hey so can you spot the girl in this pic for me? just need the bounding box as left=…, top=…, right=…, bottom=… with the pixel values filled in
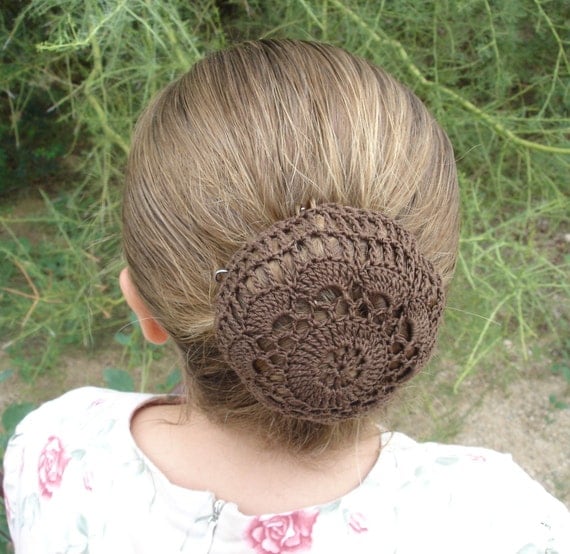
left=4, top=39, right=569, bottom=553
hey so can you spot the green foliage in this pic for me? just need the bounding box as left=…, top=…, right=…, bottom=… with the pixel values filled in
left=156, top=368, right=182, bottom=394
left=0, top=400, right=36, bottom=548
left=0, top=1, right=568, bottom=394
left=552, top=363, right=570, bottom=384
left=0, top=94, right=70, bottom=195
left=0, top=399, right=35, bottom=549
left=0, top=0, right=226, bottom=377
left=0, top=516, right=10, bottom=553
left=111, top=317, right=167, bottom=391
left=549, top=394, right=570, bottom=410
left=103, top=368, right=135, bottom=392
left=1, top=402, right=35, bottom=439
left=0, top=190, right=120, bottom=380
left=0, top=370, right=14, bottom=384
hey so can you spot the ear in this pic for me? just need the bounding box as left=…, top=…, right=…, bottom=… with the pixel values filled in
left=119, top=268, right=169, bottom=345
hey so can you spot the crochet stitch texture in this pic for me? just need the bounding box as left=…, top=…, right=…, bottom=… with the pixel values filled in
left=214, top=204, right=444, bottom=422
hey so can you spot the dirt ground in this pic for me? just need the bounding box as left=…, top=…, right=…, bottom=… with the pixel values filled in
left=1, top=340, right=569, bottom=509
left=454, top=377, right=570, bottom=507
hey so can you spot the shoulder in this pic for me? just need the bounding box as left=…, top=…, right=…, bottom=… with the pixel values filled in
left=348, top=433, right=570, bottom=552
left=4, top=387, right=151, bottom=459
left=2, top=387, right=159, bottom=550
left=4, top=386, right=157, bottom=475
left=3, top=385, right=153, bottom=464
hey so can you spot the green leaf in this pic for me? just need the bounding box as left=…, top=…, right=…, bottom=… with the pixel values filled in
left=165, top=368, right=182, bottom=390
left=103, top=368, right=134, bottom=392
left=548, top=394, right=569, bottom=410
left=435, top=456, right=459, bottom=466
left=157, top=367, right=182, bottom=393
left=551, top=363, right=570, bottom=383
left=71, top=449, right=87, bottom=460
left=1, top=402, right=35, bottom=434
left=0, top=369, right=14, bottom=383
left=113, top=332, right=131, bottom=346
left=76, top=514, right=88, bottom=536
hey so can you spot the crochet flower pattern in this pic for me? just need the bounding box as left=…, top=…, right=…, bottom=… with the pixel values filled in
left=37, top=435, right=70, bottom=499
left=245, top=510, right=319, bottom=554
left=216, top=204, right=444, bottom=422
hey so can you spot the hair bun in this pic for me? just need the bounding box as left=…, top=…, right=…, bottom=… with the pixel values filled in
left=214, top=204, right=444, bottom=423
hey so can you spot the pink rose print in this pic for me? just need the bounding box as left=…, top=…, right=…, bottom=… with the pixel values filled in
left=89, top=398, right=106, bottom=408
left=83, top=471, right=93, bottom=492
left=467, top=454, right=487, bottom=463
left=38, top=436, right=70, bottom=499
left=347, top=511, right=368, bottom=534
left=246, top=510, right=319, bottom=554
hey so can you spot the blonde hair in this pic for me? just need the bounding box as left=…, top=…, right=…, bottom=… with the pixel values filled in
left=123, top=40, right=459, bottom=454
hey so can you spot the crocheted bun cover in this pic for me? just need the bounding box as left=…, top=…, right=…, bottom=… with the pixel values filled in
left=214, top=204, right=444, bottom=423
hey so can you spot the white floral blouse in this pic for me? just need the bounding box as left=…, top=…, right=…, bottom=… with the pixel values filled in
left=3, top=387, right=570, bottom=553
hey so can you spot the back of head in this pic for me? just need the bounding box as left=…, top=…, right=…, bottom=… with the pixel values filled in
left=123, top=39, right=459, bottom=453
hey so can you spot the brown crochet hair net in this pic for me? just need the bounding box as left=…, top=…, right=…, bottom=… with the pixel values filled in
left=214, top=204, right=444, bottom=423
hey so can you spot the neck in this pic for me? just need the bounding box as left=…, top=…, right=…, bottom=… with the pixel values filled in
left=184, top=403, right=381, bottom=466
left=132, top=400, right=383, bottom=514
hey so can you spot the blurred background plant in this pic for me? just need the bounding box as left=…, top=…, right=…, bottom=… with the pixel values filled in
left=0, top=0, right=569, bottom=547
